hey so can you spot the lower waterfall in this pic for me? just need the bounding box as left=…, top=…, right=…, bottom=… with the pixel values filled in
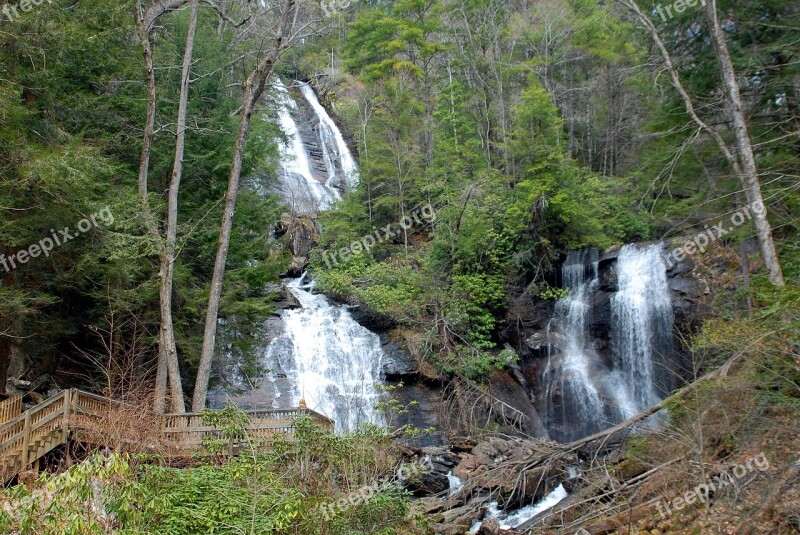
left=273, top=276, right=385, bottom=433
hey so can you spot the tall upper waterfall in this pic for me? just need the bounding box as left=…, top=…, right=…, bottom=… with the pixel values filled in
left=541, top=244, right=673, bottom=442
left=297, top=82, right=360, bottom=189
left=270, top=80, right=359, bottom=213
left=273, top=79, right=340, bottom=212
left=212, top=79, right=383, bottom=433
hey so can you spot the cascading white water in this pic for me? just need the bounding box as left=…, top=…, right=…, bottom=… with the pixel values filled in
left=543, top=254, right=606, bottom=430
left=543, top=244, right=673, bottom=442
left=447, top=471, right=463, bottom=496
left=213, top=80, right=380, bottom=433
left=267, top=276, right=384, bottom=433
left=611, top=243, right=674, bottom=408
left=468, top=484, right=569, bottom=533
left=297, top=82, right=360, bottom=189
left=273, top=79, right=340, bottom=212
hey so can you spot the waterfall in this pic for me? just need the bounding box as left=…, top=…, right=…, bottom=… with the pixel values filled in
left=272, top=79, right=340, bottom=212
left=611, top=243, right=674, bottom=407
left=266, top=276, right=384, bottom=433
left=542, top=244, right=673, bottom=442
left=543, top=250, right=632, bottom=442
left=468, top=484, right=569, bottom=533
left=297, top=82, right=360, bottom=189
left=447, top=471, right=464, bottom=496
left=213, top=79, right=381, bottom=433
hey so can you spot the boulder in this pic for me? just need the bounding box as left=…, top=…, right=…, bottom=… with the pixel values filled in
left=380, top=335, right=417, bottom=377
left=477, top=518, right=501, bottom=534
left=405, top=470, right=450, bottom=497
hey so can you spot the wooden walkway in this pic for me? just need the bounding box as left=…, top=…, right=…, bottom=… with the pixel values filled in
left=0, top=389, right=334, bottom=483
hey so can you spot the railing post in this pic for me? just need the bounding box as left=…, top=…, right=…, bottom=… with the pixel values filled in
left=63, top=390, right=72, bottom=440
left=20, top=410, right=31, bottom=468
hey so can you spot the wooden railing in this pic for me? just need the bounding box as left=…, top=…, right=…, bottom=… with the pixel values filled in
left=0, top=395, right=22, bottom=425
left=162, top=407, right=335, bottom=451
left=0, top=389, right=335, bottom=483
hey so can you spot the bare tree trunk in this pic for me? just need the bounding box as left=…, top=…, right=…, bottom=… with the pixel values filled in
left=192, top=0, right=297, bottom=412
left=135, top=0, right=185, bottom=414
left=702, top=0, right=784, bottom=287
left=156, top=0, right=199, bottom=414
left=154, top=330, right=168, bottom=412
left=622, top=0, right=785, bottom=287
left=0, top=336, right=10, bottom=396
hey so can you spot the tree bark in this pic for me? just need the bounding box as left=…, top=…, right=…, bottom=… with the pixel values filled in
left=157, top=0, right=199, bottom=414
left=135, top=0, right=185, bottom=414
left=0, top=336, right=10, bottom=396
left=702, top=0, right=784, bottom=287
left=192, top=0, right=297, bottom=411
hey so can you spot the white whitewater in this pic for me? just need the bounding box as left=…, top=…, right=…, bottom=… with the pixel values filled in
left=468, top=484, right=568, bottom=533
left=611, top=243, right=673, bottom=409
left=298, top=82, right=360, bottom=189
left=447, top=471, right=463, bottom=496
left=545, top=254, right=606, bottom=425
left=273, top=79, right=340, bottom=212
left=543, top=250, right=637, bottom=441
left=272, top=276, right=384, bottom=433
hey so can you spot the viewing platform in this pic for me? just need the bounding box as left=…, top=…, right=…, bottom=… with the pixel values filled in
left=0, top=389, right=334, bottom=483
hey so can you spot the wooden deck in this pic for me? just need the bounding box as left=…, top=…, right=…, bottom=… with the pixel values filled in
left=0, top=389, right=334, bottom=483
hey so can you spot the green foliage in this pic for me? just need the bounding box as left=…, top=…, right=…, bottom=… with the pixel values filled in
left=199, top=404, right=251, bottom=454
left=439, top=346, right=520, bottom=381
left=538, top=285, right=570, bottom=301
left=0, top=0, right=288, bottom=388
left=0, top=422, right=417, bottom=535
left=0, top=453, right=139, bottom=534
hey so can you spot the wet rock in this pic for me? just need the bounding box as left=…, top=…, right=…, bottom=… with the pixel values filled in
left=387, top=382, right=444, bottom=447
left=450, top=436, right=478, bottom=453
left=477, top=518, right=501, bottom=534
left=380, top=336, right=417, bottom=377
left=487, top=371, right=548, bottom=438
left=524, top=330, right=547, bottom=351
left=266, top=283, right=301, bottom=310
left=281, top=213, right=318, bottom=263
left=406, top=470, right=450, bottom=497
